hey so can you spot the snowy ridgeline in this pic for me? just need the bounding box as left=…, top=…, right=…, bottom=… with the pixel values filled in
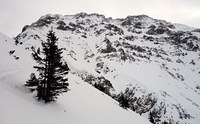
left=1, top=12, right=200, bottom=124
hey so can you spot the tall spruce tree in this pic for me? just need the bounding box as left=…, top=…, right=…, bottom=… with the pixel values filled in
left=25, top=29, right=69, bottom=103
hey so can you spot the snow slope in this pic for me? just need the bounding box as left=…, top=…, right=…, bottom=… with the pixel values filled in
left=0, top=33, right=150, bottom=124
left=14, top=13, right=200, bottom=124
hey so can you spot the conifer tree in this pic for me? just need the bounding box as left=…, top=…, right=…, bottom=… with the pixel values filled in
left=25, top=73, right=39, bottom=92
left=25, top=29, right=69, bottom=103
left=148, top=108, right=161, bottom=124
left=117, top=87, right=136, bottom=109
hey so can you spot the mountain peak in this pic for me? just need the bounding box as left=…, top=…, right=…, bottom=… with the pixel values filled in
left=11, top=12, right=200, bottom=124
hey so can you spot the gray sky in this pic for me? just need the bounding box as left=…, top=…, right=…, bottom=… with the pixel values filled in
left=1, top=0, right=200, bottom=37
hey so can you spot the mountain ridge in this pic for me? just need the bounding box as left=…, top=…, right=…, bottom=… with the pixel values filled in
left=3, top=12, right=200, bottom=123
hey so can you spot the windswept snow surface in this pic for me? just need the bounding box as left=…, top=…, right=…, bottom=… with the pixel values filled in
left=0, top=33, right=150, bottom=124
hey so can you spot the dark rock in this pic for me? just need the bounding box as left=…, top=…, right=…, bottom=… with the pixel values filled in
left=22, top=25, right=30, bottom=32
left=192, top=29, right=200, bottom=33
left=99, top=38, right=116, bottom=53
left=105, top=24, right=124, bottom=35
left=32, top=14, right=59, bottom=27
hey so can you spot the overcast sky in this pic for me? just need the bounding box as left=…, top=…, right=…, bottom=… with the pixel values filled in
left=1, top=0, right=200, bottom=37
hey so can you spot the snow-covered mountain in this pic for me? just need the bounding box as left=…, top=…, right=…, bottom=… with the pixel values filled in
left=0, top=32, right=150, bottom=124
left=1, top=12, right=200, bottom=123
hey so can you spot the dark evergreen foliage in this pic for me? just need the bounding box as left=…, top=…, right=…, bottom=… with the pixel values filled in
left=25, top=29, right=69, bottom=103
left=116, top=87, right=136, bottom=109
left=149, top=110, right=156, bottom=124
left=148, top=108, right=162, bottom=124
left=94, top=82, right=111, bottom=96
left=93, top=76, right=113, bottom=96
left=118, top=92, right=129, bottom=108
left=25, top=73, right=39, bottom=92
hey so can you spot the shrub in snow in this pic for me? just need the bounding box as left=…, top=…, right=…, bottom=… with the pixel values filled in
left=115, top=87, right=136, bottom=109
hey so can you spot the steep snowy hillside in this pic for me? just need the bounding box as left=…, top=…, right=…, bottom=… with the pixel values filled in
left=0, top=33, right=151, bottom=124
left=13, top=13, right=200, bottom=124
